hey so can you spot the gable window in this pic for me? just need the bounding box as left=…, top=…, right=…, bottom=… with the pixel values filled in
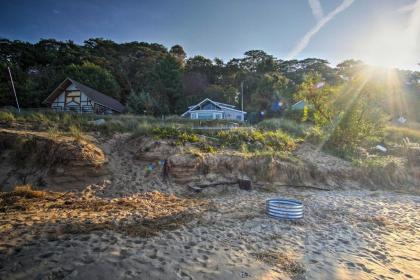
left=202, top=102, right=219, bottom=110
left=65, top=91, right=81, bottom=104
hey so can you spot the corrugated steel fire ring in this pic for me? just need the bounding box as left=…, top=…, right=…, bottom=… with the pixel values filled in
left=266, top=198, right=303, bottom=220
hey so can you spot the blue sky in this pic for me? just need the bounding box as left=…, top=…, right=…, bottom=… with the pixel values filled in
left=0, top=0, right=418, bottom=70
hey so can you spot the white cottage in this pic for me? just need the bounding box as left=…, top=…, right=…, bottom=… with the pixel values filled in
left=43, top=78, right=124, bottom=114
left=181, top=98, right=246, bottom=121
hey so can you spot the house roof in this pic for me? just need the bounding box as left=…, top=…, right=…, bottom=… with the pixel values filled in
left=213, top=101, right=235, bottom=108
left=43, top=78, right=125, bottom=113
left=292, top=100, right=305, bottom=107
left=182, top=98, right=246, bottom=116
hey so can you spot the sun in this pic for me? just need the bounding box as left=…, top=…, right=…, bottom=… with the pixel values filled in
left=358, top=24, right=418, bottom=69
left=355, top=1, right=420, bottom=70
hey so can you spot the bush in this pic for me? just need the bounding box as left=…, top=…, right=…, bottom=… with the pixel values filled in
left=385, top=126, right=420, bottom=144
left=215, top=128, right=297, bottom=152
left=321, top=95, right=387, bottom=157
left=282, top=109, right=314, bottom=122
left=151, top=126, right=202, bottom=145
left=0, top=111, right=16, bottom=124
left=68, top=125, right=84, bottom=141
left=352, top=156, right=402, bottom=168
left=258, top=118, right=310, bottom=137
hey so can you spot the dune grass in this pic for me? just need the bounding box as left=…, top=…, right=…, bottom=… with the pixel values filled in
left=258, top=118, right=311, bottom=137
left=0, top=110, right=299, bottom=155
left=385, top=125, right=420, bottom=143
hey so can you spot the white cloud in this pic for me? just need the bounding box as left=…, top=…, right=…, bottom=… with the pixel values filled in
left=397, top=2, right=417, bottom=13
left=308, top=0, right=324, bottom=21
left=288, top=0, right=355, bottom=60
left=405, top=1, right=420, bottom=50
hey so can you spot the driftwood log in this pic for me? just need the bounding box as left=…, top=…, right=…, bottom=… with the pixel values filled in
left=189, top=180, right=330, bottom=192
left=269, top=184, right=330, bottom=191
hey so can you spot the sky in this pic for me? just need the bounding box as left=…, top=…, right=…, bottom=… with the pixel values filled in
left=0, top=0, right=419, bottom=70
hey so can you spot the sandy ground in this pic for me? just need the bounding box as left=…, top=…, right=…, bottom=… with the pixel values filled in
left=1, top=134, right=419, bottom=279
left=1, top=185, right=419, bottom=280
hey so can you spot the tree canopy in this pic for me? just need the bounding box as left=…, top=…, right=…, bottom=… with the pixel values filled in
left=0, top=38, right=419, bottom=121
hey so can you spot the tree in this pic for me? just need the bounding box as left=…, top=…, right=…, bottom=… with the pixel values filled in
left=294, top=73, right=337, bottom=126
left=336, top=59, right=365, bottom=80
left=326, top=95, right=386, bottom=155
left=240, top=50, right=275, bottom=73
left=0, top=37, right=418, bottom=127
left=126, top=90, right=157, bottom=115
left=251, top=73, right=292, bottom=112
left=296, top=73, right=387, bottom=155
left=204, top=84, right=239, bottom=105
left=152, top=55, right=183, bottom=114
left=169, top=45, right=186, bottom=65
left=65, top=62, right=122, bottom=100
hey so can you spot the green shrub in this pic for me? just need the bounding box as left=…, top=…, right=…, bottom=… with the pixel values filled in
left=68, top=125, right=84, bottom=141
left=151, top=126, right=201, bottom=145
left=0, top=111, right=16, bottom=124
left=47, top=126, right=62, bottom=140
left=258, top=118, right=310, bottom=137
left=352, top=156, right=402, bottom=168
left=215, top=128, right=297, bottom=152
left=385, top=126, right=420, bottom=144
left=305, top=126, right=325, bottom=144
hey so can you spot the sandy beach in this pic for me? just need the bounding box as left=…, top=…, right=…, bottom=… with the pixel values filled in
left=1, top=185, right=419, bottom=280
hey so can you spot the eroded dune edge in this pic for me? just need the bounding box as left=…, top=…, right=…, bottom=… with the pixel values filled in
left=1, top=130, right=419, bottom=280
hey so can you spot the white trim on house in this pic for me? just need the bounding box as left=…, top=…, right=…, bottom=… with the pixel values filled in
left=182, top=98, right=246, bottom=116
left=182, top=98, right=246, bottom=121
left=182, top=98, right=216, bottom=115
left=217, top=105, right=247, bottom=114
left=190, top=110, right=224, bottom=120
left=213, top=101, right=236, bottom=108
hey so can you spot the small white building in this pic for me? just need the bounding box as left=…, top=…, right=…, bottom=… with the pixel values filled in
left=43, top=78, right=124, bottom=114
left=291, top=100, right=306, bottom=110
left=181, top=98, right=246, bottom=121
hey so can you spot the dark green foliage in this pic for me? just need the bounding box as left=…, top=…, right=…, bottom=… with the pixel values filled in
left=0, top=38, right=419, bottom=130
left=258, top=118, right=310, bottom=137
left=296, top=73, right=388, bottom=156
left=151, top=55, right=184, bottom=114
left=214, top=129, right=297, bottom=152
left=151, top=126, right=201, bottom=145
left=64, top=62, right=121, bottom=100
left=126, top=90, right=157, bottom=115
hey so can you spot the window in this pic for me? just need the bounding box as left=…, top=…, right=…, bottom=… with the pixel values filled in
left=197, top=112, right=214, bottom=120
left=202, top=102, right=219, bottom=110
left=215, top=113, right=222, bottom=119
left=65, top=91, right=81, bottom=104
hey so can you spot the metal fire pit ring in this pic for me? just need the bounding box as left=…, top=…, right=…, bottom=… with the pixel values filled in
left=266, top=198, right=303, bottom=220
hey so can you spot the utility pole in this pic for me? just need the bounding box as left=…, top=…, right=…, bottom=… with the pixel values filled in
left=7, top=66, right=20, bottom=113
left=240, top=81, right=244, bottom=121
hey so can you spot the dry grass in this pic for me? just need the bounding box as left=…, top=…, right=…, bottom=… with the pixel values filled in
left=0, top=188, right=208, bottom=251
left=2, top=185, right=47, bottom=199
left=253, top=251, right=305, bottom=275
left=385, top=126, right=420, bottom=143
